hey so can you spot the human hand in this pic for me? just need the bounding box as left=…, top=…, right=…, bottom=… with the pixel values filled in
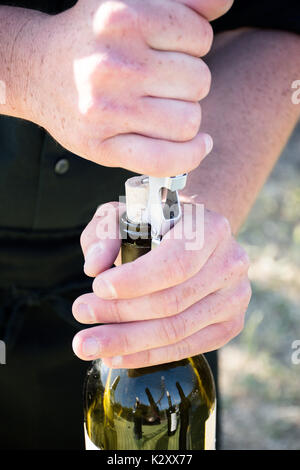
left=72, top=201, right=251, bottom=368
left=28, top=0, right=233, bottom=176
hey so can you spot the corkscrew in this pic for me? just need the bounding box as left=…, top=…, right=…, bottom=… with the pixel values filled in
left=143, top=174, right=188, bottom=249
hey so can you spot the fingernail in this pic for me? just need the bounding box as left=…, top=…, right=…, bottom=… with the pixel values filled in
left=204, top=134, right=213, bottom=156
left=74, top=303, right=95, bottom=323
left=94, top=278, right=117, bottom=299
left=82, top=337, right=100, bottom=357
left=111, top=356, right=123, bottom=368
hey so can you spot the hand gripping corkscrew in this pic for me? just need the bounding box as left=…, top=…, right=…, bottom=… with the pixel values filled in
left=144, top=174, right=188, bottom=249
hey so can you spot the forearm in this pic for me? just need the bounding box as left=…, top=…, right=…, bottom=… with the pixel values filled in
left=0, top=6, right=45, bottom=120
left=181, top=29, right=300, bottom=234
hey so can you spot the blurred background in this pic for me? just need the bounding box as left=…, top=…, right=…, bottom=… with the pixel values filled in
left=219, top=121, right=300, bottom=450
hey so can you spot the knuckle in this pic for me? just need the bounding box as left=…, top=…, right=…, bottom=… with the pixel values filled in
left=161, top=339, right=190, bottom=364
left=235, top=246, right=251, bottom=274
left=107, top=300, right=123, bottom=323
left=98, top=53, right=148, bottom=85
left=194, top=62, right=212, bottom=101
left=75, top=56, right=122, bottom=117
left=170, top=291, right=183, bottom=316
left=223, top=243, right=251, bottom=280
left=180, top=103, right=202, bottom=141
left=174, top=338, right=192, bottom=361
left=199, top=21, right=214, bottom=56
left=161, top=253, right=181, bottom=284
left=167, top=246, right=196, bottom=282
left=90, top=136, right=122, bottom=168
left=118, top=332, right=131, bottom=355
left=158, top=290, right=182, bottom=317
left=79, top=220, right=98, bottom=255
left=230, top=280, right=252, bottom=311
left=95, top=138, right=115, bottom=166
left=215, top=214, right=232, bottom=242
left=231, top=314, right=245, bottom=337
left=202, top=63, right=212, bottom=98
left=240, top=280, right=252, bottom=308
left=95, top=1, right=138, bottom=33
left=221, top=315, right=244, bottom=342
left=160, top=315, right=186, bottom=345
left=91, top=55, right=115, bottom=83
left=142, top=349, right=152, bottom=367
left=85, top=136, right=103, bottom=162
left=80, top=99, right=101, bottom=122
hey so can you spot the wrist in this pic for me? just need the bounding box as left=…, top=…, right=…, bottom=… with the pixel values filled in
left=4, top=8, right=49, bottom=122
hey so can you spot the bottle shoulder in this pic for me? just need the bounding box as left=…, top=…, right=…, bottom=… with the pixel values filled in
left=84, top=356, right=216, bottom=450
left=85, top=355, right=216, bottom=410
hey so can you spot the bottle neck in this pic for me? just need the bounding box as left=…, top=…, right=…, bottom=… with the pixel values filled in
left=120, top=212, right=152, bottom=264
left=119, top=212, right=191, bottom=376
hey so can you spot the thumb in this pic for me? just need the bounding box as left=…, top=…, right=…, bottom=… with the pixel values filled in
left=81, top=201, right=125, bottom=277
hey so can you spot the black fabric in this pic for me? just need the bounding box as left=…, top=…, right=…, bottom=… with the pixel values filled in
left=213, top=0, right=300, bottom=35
left=0, top=116, right=136, bottom=232
left=0, top=277, right=92, bottom=449
left=0, top=0, right=77, bottom=14
left=1, top=0, right=299, bottom=32
left=0, top=230, right=84, bottom=290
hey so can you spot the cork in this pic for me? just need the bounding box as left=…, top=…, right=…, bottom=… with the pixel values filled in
left=125, top=175, right=149, bottom=224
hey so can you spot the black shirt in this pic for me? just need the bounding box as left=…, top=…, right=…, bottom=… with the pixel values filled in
left=0, top=0, right=299, bottom=287
left=213, top=0, right=300, bottom=35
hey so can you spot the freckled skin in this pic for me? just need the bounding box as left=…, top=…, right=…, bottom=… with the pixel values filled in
left=0, top=0, right=230, bottom=176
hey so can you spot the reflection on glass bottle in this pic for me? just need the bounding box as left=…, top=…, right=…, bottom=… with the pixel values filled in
left=145, top=387, right=161, bottom=426
left=166, top=390, right=177, bottom=436
left=84, top=357, right=216, bottom=450
left=133, top=397, right=143, bottom=440
left=102, top=372, right=120, bottom=449
left=176, top=381, right=191, bottom=450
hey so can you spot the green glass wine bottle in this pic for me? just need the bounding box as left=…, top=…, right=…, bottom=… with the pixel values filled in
left=83, top=176, right=216, bottom=450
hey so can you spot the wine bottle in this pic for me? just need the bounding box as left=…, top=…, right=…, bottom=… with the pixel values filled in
left=83, top=176, right=216, bottom=450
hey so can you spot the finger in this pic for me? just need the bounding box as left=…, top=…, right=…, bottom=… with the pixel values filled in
left=126, top=98, right=202, bottom=142
left=92, top=209, right=229, bottom=299
left=73, top=237, right=250, bottom=323
left=80, top=202, right=124, bottom=277
left=143, top=51, right=211, bottom=101
left=96, top=131, right=213, bottom=177
left=174, top=0, right=234, bottom=21
left=103, top=316, right=244, bottom=369
left=72, top=278, right=251, bottom=361
left=138, top=0, right=214, bottom=57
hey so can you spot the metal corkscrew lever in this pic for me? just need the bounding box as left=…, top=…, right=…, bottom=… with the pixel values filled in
left=145, top=174, right=188, bottom=249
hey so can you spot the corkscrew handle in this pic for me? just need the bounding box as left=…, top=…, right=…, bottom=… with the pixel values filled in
left=146, top=174, right=188, bottom=249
